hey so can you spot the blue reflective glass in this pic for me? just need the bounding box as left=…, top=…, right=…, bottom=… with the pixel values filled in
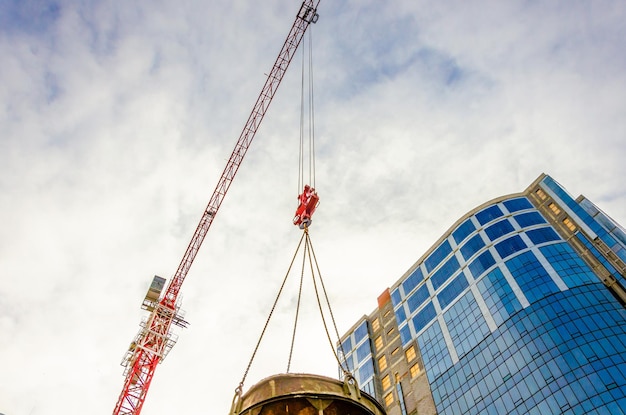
left=539, top=243, right=596, bottom=288
left=358, top=358, right=374, bottom=383
left=506, top=251, right=559, bottom=303
left=391, top=288, right=402, bottom=306
left=514, top=211, right=546, bottom=227
left=361, top=379, right=375, bottom=396
left=612, top=226, right=626, bottom=246
left=407, top=284, right=430, bottom=313
left=354, top=321, right=369, bottom=343
left=503, top=197, right=533, bottom=212
left=469, top=250, right=496, bottom=278
left=485, top=219, right=515, bottom=241
left=453, top=218, right=476, bottom=244
left=418, top=321, right=453, bottom=381
left=356, top=340, right=372, bottom=362
left=542, top=176, right=606, bottom=238
left=526, top=227, right=561, bottom=245
left=431, top=255, right=461, bottom=290
left=430, top=282, right=626, bottom=415
left=460, top=234, right=486, bottom=261
left=495, top=235, right=527, bottom=259
left=341, top=337, right=352, bottom=353
left=575, top=233, right=620, bottom=277
left=444, top=291, right=490, bottom=357
left=343, top=354, right=354, bottom=371
left=438, top=272, right=469, bottom=309
left=477, top=267, right=522, bottom=326
left=476, top=205, right=504, bottom=225
left=400, top=324, right=412, bottom=346
left=412, top=302, right=436, bottom=333
left=395, top=305, right=407, bottom=325
left=402, top=267, right=423, bottom=295
left=425, top=240, right=453, bottom=272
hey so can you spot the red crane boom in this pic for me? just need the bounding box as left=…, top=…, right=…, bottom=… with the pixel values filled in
left=113, top=2, right=320, bottom=414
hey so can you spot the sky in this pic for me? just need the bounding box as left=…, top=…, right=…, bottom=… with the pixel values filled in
left=1, top=0, right=625, bottom=414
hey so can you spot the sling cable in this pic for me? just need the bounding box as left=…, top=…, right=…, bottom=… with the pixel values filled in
left=292, top=25, right=319, bottom=229
left=229, top=229, right=384, bottom=415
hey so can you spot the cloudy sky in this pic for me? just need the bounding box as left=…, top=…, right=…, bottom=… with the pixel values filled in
left=1, top=0, right=625, bottom=414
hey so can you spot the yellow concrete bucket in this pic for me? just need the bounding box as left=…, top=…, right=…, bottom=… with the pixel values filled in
left=231, top=373, right=386, bottom=415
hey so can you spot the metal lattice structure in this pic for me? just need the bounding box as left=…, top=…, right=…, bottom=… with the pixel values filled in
left=113, top=2, right=320, bottom=414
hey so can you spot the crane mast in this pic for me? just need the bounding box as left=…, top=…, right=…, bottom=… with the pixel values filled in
left=113, top=2, right=320, bottom=414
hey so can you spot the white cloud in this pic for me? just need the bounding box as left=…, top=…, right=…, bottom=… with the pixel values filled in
left=0, top=0, right=625, bottom=414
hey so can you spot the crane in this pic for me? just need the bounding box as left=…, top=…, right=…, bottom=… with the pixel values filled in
left=113, top=2, right=321, bottom=414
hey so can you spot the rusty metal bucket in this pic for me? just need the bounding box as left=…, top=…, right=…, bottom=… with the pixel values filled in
left=231, top=373, right=386, bottom=415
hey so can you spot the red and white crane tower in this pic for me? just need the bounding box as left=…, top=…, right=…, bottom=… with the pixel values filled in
left=113, top=2, right=321, bottom=414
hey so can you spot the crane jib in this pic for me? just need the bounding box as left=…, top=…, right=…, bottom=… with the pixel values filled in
left=113, top=1, right=322, bottom=415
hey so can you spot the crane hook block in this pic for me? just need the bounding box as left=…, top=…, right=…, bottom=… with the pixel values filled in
left=293, top=185, right=319, bottom=229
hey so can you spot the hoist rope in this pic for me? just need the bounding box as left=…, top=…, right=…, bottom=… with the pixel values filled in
left=307, top=30, right=316, bottom=190
left=297, top=29, right=316, bottom=192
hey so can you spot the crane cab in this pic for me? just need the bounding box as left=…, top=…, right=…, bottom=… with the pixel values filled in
left=141, top=275, right=166, bottom=311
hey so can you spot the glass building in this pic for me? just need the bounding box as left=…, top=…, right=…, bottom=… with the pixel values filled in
left=337, top=174, right=626, bottom=415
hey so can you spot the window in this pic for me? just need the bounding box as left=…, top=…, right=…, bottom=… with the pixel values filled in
left=410, top=362, right=421, bottom=378
left=400, top=325, right=412, bottom=346
left=431, top=255, right=461, bottom=290
left=468, top=251, right=496, bottom=279
left=485, top=219, right=515, bottom=241
left=476, top=205, right=504, bottom=225
left=563, top=217, right=577, bottom=231
left=503, top=197, right=533, bottom=212
left=374, top=336, right=384, bottom=351
left=460, top=233, right=486, bottom=260
left=405, top=345, right=416, bottom=362
left=371, top=318, right=380, bottom=332
left=383, top=309, right=391, bottom=318
left=382, top=374, right=391, bottom=390
left=477, top=267, right=522, bottom=326
left=549, top=202, right=561, bottom=215
left=505, top=251, right=559, bottom=303
left=495, top=235, right=527, bottom=259
left=387, top=327, right=395, bottom=337
left=407, top=285, right=430, bottom=313
left=425, top=240, right=453, bottom=272
left=340, top=337, right=352, bottom=354
left=358, top=359, right=374, bottom=383
left=536, top=188, right=547, bottom=200
left=384, top=391, right=394, bottom=407
left=356, top=341, right=371, bottom=362
left=526, top=227, right=561, bottom=245
left=437, top=272, right=470, bottom=308
left=402, top=267, right=423, bottom=294
left=395, top=306, right=407, bottom=325
left=362, top=379, right=375, bottom=396
left=412, top=302, right=436, bottom=333
left=391, top=288, right=402, bottom=306
left=391, top=347, right=400, bottom=356
left=514, top=211, right=546, bottom=227
left=354, top=321, right=369, bottom=343
left=378, top=355, right=388, bottom=372
left=453, top=218, right=476, bottom=244
left=443, top=292, right=490, bottom=357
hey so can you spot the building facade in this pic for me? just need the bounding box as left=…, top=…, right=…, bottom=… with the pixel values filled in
left=337, top=174, right=626, bottom=415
